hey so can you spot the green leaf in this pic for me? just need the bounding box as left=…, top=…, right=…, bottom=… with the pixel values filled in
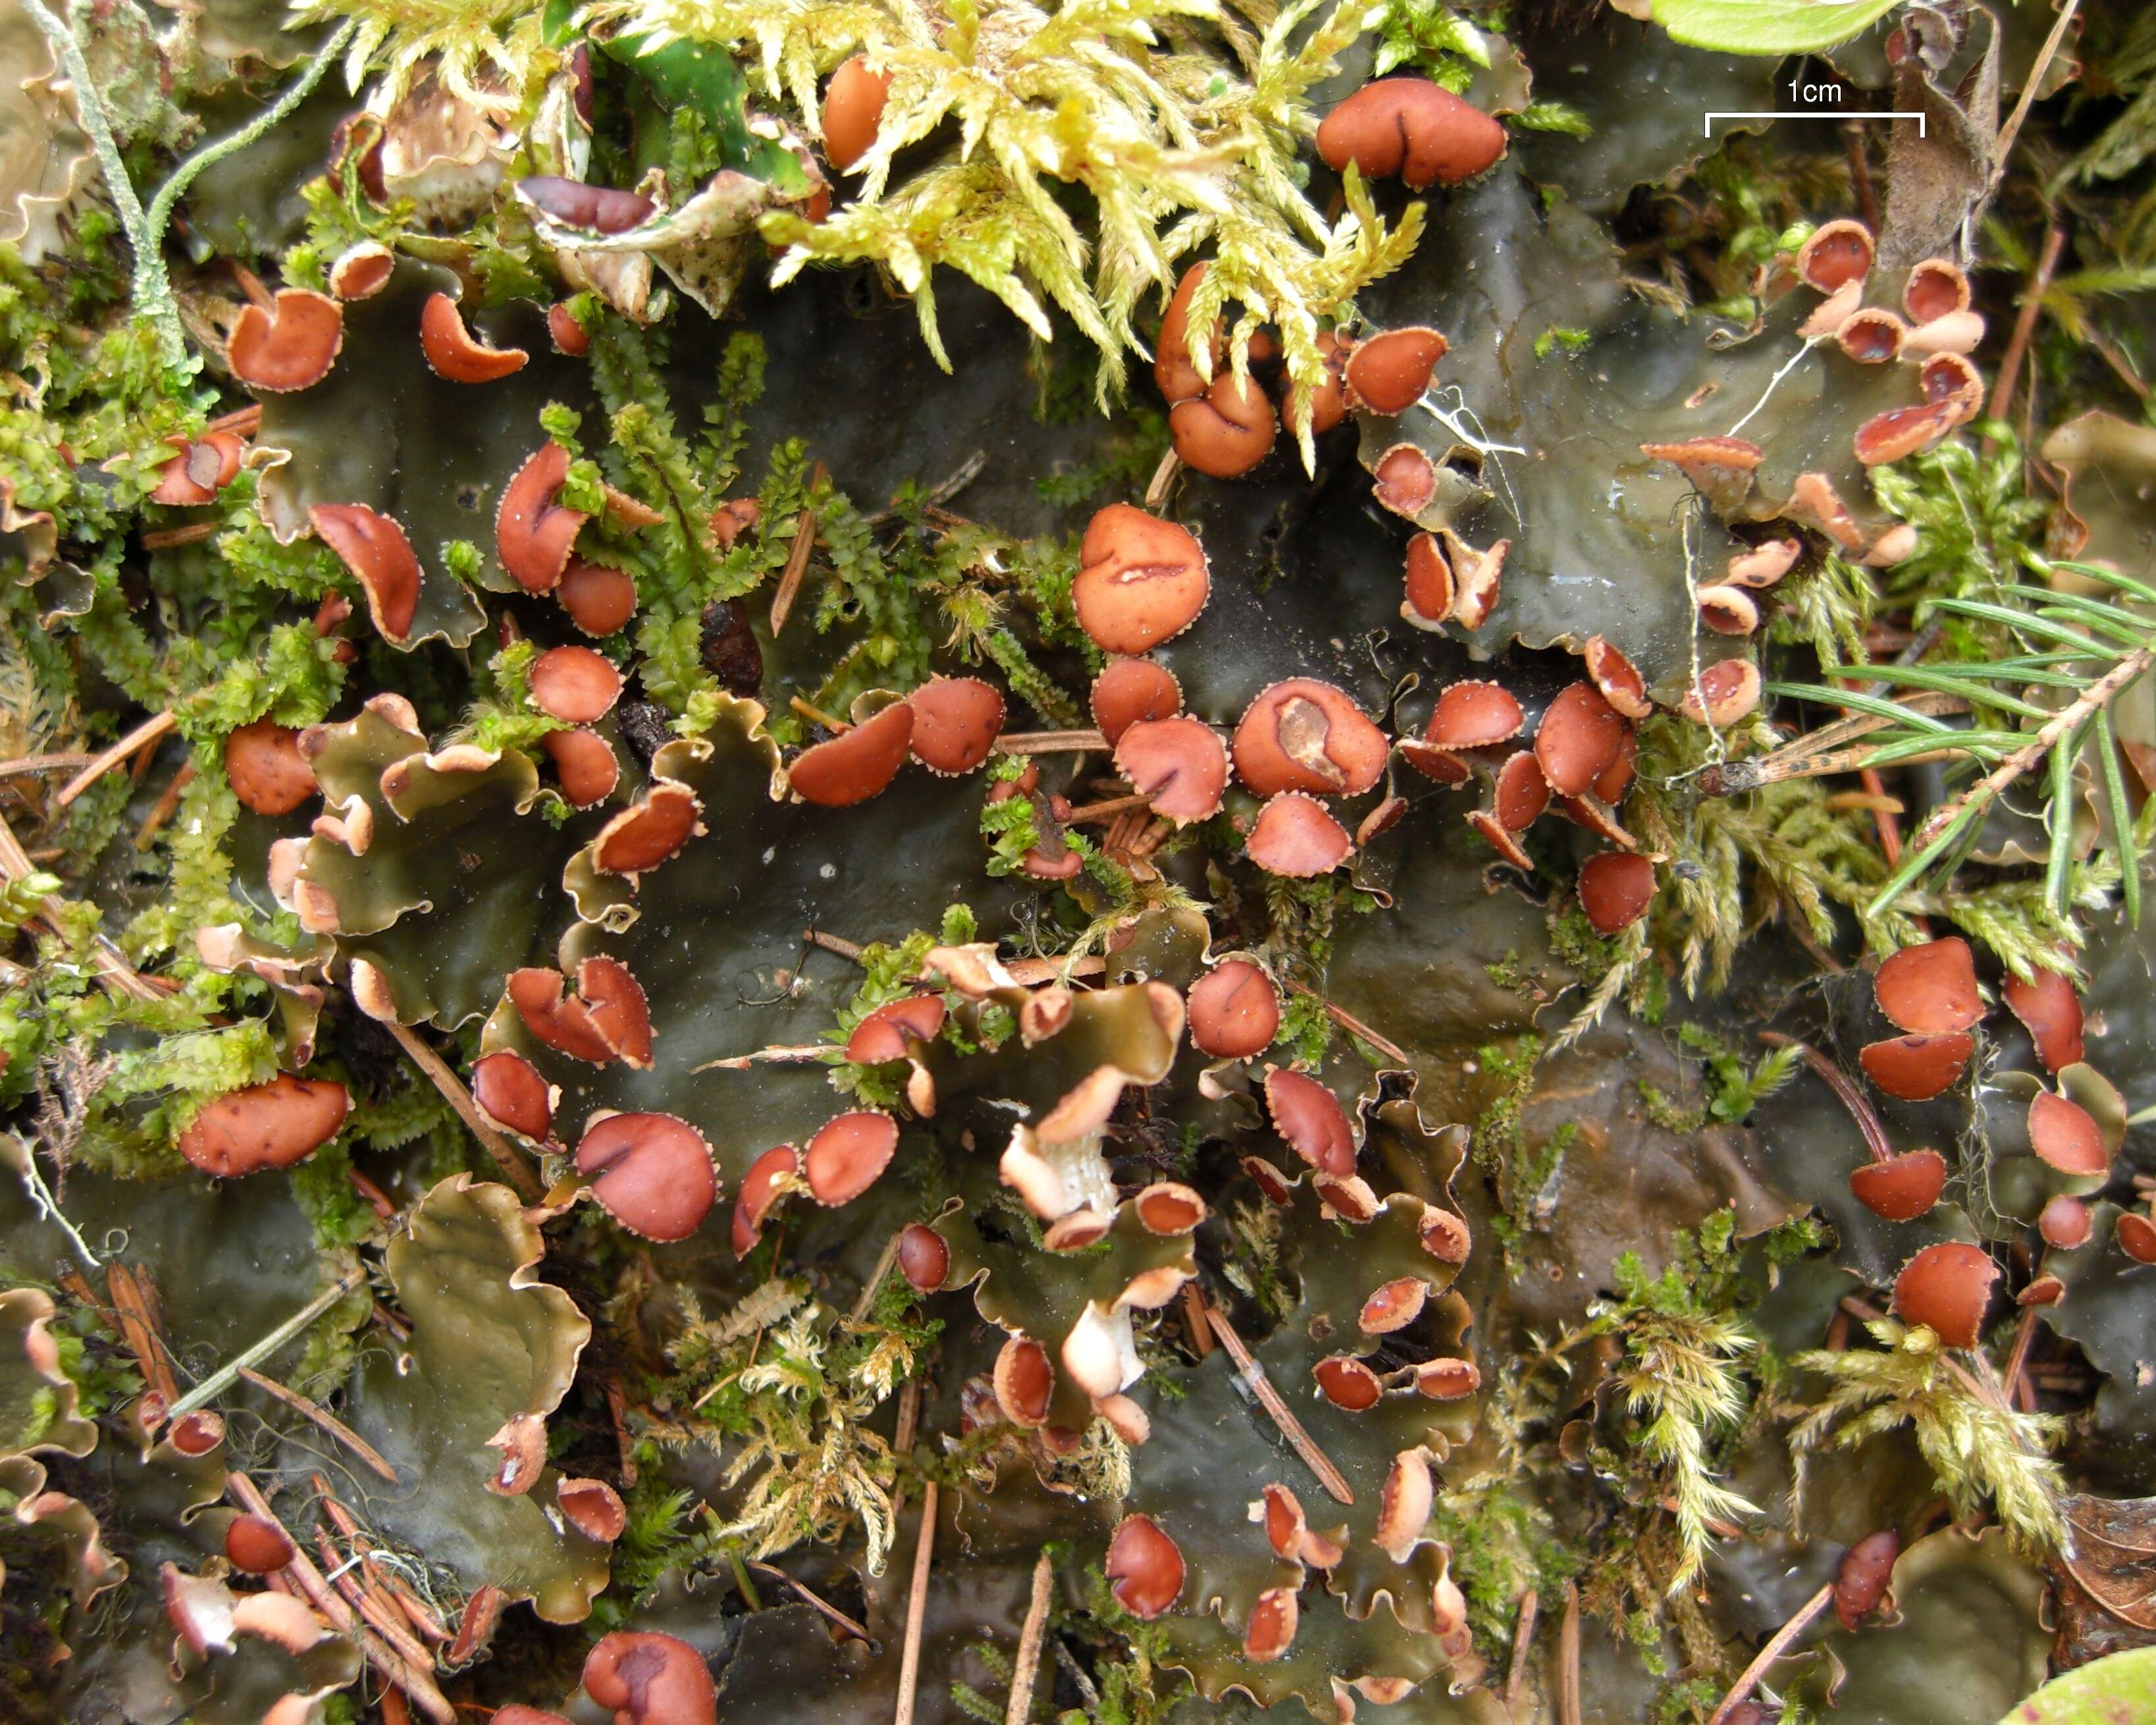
left=1650, top=0, right=1901, bottom=55
left=1995, top=1647, right=2156, bottom=1723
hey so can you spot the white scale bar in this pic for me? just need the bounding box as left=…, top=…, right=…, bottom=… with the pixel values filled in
left=1705, top=111, right=1927, bottom=136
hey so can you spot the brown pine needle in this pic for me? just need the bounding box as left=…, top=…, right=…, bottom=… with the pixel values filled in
left=1505, top=1588, right=1539, bottom=1712
left=57, top=710, right=175, bottom=807
left=748, top=1560, right=873, bottom=1643
left=1706, top=1583, right=1833, bottom=1725
left=994, top=730, right=1109, bottom=755
left=1005, top=1551, right=1055, bottom=1725
left=1758, top=1033, right=1893, bottom=1165
left=1557, top=1581, right=1582, bottom=1725
left=1203, top=1302, right=1353, bottom=1504
left=238, top=1365, right=396, bottom=1483
left=1991, top=225, right=2066, bottom=425
left=134, top=760, right=196, bottom=851
left=805, top=927, right=867, bottom=961
left=791, top=694, right=849, bottom=732
left=1908, top=644, right=2156, bottom=857
left=1287, top=982, right=1410, bottom=1067
left=379, top=1018, right=542, bottom=1201
left=769, top=464, right=826, bottom=637
left=893, top=1478, right=939, bottom=1725
left=1065, top=792, right=1153, bottom=824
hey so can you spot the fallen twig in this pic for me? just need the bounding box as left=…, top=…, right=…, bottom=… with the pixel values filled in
left=238, top=1366, right=396, bottom=1483
left=57, top=710, right=175, bottom=807
left=769, top=462, right=826, bottom=637
left=1005, top=1551, right=1055, bottom=1725
left=1203, top=1302, right=1353, bottom=1504
left=170, top=1267, right=367, bottom=1417
left=893, top=1478, right=939, bottom=1725
left=379, top=1018, right=542, bottom=1201
left=1990, top=225, right=2066, bottom=426
left=1706, top=1583, right=1833, bottom=1725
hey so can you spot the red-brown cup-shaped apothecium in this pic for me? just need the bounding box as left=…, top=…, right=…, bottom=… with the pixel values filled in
left=1105, top=1514, right=1185, bottom=1618
left=328, top=243, right=394, bottom=302
left=993, top=1336, right=1054, bottom=1427
left=1534, top=681, right=1625, bottom=797
left=152, top=431, right=245, bottom=504
left=1133, top=1181, right=1206, bottom=1235
left=558, top=559, right=638, bottom=636
left=2029, top=1089, right=2109, bottom=1177
left=1468, top=808, right=1533, bottom=871
left=1726, top=539, right=1802, bottom=590
left=494, top=1708, right=574, bottom=1725
left=224, top=1512, right=297, bottom=1574
left=1920, top=350, right=1984, bottom=416
left=1265, top=1066, right=1355, bottom=1177
left=2119, top=1212, right=2156, bottom=1265
left=1358, top=1276, right=1428, bottom=1335
left=1404, top=533, right=1454, bottom=625
left=1835, top=308, right=1905, bottom=364
left=1679, top=658, right=1762, bottom=726
left=731, top=1145, right=799, bottom=1258
left=1595, top=726, right=1639, bottom=804
left=582, top=1631, right=716, bottom=1725
left=1492, top=751, right=1548, bottom=832
left=1796, top=219, right=1875, bottom=293
left=498, top=444, right=588, bottom=594
left=1244, top=1587, right=1300, bottom=1662
left=1583, top=635, right=1651, bottom=719
left=1903, top=258, right=1971, bottom=323
left=1849, top=1149, right=1947, bottom=1221
left=1697, top=585, right=1761, bottom=636
left=1833, top=1531, right=1899, bottom=1630
left=229, top=288, right=344, bottom=392
left=822, top=55, right=889, bottom=172
left=1893, top=1243, right=1997, bottom=1347
left=541, top=728, right=619, bottom=808
left=804, top=1111, right=899, bottom=1205
left=789, top=702, right=913, bottom=807
left=419, top=292, right=529, bottom=383
left=1858, top=1032, right=1974, bottom=1101
left=1344, top=327, right=1448, bottom=415
left=1316, top=79, right=1506, bottom=188
left=1114, top=716, right=1228, bottom=824
left=1074, top=505, right=1211, bottom=655
left=1170, top=371, right=1277, bottom=477
left=529, top=645, right=623, bottom=724
left=558, top=1477, right=627, bottom=1543
left=1371, top=443, right=1436, bottom=517
left=1415, top=1356, right=1481, bottom=1400
left=845, top=995, right=946, bottom=1064
left=1873, top=936, right=1983, bottom=1034
left=2038, top=1194, right=2091, bottom=1249
left=593, top=782, right=702, bottom=876
left=1247, top=792, right=1354, bottom=878
left=1282, top=327, right=1351, bottom=435
left=471, top=1051, right=554, bottom=1140
left=1856, top=400, right=1958, bottom=466
left=1187, top=959, right=1281, bottom=1059
left=897, top=1221, right=950, bottom=1292
left=548, top=301, right=589, bottom=356
left=311, top=504, right=423, bottom=643
left=1425, top=679, right=1524, bottom=749
left=179, top=1075, right=351, bottom=1177
left=907, top=677, right=1005, bottom=774
left=1153, top=263, right=1218, bottom=405
left=574, top=1113, right=716, bottom=1242
left=1315, top=1352, right=1383, bottom=1410
left=509, top=955, right=653, bottom=1067
left=1090, top=658, right=1182, bottom=743
left=1578, top=851, right=1656, bottom=936
left=1232, top=679, right=1389, bottom=797
left=519, top=177, right=656, bottom=234
left=224, top=718, right=317, bottom=815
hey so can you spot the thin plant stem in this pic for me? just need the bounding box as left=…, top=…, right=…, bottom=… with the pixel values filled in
left=1706, top=1583, right=1833, bottom=1725
left=169, top=1267, right=367, bottom=1416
